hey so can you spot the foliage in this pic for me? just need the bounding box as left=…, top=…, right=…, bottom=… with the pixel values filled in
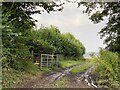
left=36, top=26, right=85, bottom=58
left=2, top=61, right=41, bottom=88
left=13, top=60, right=40, bottom=74
left=2, top=2, right=63, bottom=71
left=3, top=68, right=24, bottom=88
left=2, top=9, right=32, bottom=69
left=2, top=2, right=64, bottom=29
left=2, top=67, right=43, bottom=88
left=1, top=2, right=85, bottom=88
left=79, top=2, right=120, bottom=53
left=62, top=33, right=85, bottom=57
left=94, top=49, right=120, bottom=88
left=26, top=36, right=56, bottom=54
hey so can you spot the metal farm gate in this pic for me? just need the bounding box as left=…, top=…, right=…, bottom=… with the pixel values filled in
left=40, top=54, right=58, bottom=68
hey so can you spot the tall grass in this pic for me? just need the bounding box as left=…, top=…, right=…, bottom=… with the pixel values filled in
left=2, top=58, right=42, bottom=88
left=94, top=49, right=120, bottom=89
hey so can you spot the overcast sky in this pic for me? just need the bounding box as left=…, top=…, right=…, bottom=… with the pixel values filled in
left=32, top=3, right=107, bottom=53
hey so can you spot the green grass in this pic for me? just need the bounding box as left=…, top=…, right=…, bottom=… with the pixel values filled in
left=2, top=67, right=51, bottom=88
left=53, top=77, right=69, bottom=88
left=0, top=67, right=1, bottom=90
left=0, top=59, right=2, bottom=89
left=40, top=67, right=52, bottom=74
left=59, top=59, right=85, bottom=68
left=71, top=60, right=94, bottom=73
left=3, top=68, right=25, bottom=88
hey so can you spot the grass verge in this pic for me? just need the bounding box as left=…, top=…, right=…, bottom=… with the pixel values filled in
left=53, top=77, right=69, bottom=88
left=70, top=60, right=94, bottom=73
left=59, top=59, right=85, bottom=68
left=2, top=67, right=51, bottom=88
left=0, top=66, right=2, bottom=89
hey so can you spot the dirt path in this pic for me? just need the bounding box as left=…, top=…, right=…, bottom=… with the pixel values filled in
left=16, top=63, right=97, bottom=88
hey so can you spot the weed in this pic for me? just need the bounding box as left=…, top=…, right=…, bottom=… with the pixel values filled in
left=94, top=50, right=120, bottom=89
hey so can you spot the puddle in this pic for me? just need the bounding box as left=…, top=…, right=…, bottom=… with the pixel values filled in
left=44, top=64, right=98, bottom=88
left=76, top=66, right=98, bottom=88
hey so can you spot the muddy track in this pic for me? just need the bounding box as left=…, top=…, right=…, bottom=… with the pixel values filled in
left=16, top=63, right=97, bottom=88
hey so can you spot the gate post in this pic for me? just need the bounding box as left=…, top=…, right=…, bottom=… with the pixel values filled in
left=57, top=55, right=58, bottom=67
left=47, top=54, right=48, bottom=68
left=41, top=54, right=42, bottom=69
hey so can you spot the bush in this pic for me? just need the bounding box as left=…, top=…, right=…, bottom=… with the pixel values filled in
left=95, top=49, right=120, bottom=89
left=10, top=59, right=39, bottom=74
left=12, top=60, right=40, bottom=74
left=2, top=68, right=25, bottom=88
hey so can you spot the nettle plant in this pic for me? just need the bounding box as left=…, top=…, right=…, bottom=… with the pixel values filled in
left=95, top=49, right=120, bottom=88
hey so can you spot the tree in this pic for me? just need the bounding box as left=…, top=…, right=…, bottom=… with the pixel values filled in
left=78, top=2, right=120, bottom=53
left=37, top=26, right=85, bottom=58
left=62, top=33, right=85, bottom=57
left=2, top=2, right=64, bottom=68
left=2, top=2, right=64, bottom=29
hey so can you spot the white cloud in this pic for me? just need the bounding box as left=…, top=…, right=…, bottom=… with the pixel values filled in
left=31, top=3, right=107, bottom=53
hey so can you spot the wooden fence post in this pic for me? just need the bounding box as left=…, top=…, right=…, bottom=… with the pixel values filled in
left=47, top=54, right=48, bottom=68
left=57, top=55, right=58, bottom=67
left=41, top=54, right=42, bottom=69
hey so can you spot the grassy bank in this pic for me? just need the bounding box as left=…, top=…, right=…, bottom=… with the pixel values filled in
left=3, top=68, right=37, bottom=88
left=2, top=67, right=51, bottom=88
